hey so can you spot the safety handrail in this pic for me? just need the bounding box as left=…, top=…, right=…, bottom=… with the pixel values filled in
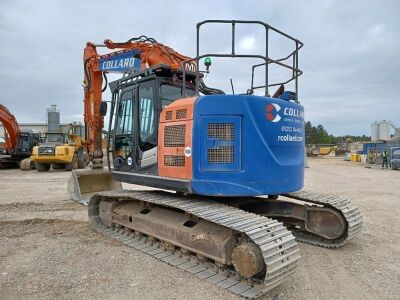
left=182, top=20, right=303, bottom=101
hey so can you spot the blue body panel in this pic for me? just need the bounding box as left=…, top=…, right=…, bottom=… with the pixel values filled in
left=191, top=95, right=304, bottom=196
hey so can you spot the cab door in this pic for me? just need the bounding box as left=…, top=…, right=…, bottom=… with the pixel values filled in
left=113, top=87, right=135, bottom=171
left=136, top=80, right=159, bottom=173
left=113, top=79, right=159, bottom=174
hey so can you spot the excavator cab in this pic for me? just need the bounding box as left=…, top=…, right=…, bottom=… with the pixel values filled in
left=109, top=66, right=196, bottom=174
left=12, top=131, right=39, bottom=159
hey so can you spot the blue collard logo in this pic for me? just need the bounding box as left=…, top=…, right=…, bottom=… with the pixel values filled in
left=98, top=50, right=141, bottom=73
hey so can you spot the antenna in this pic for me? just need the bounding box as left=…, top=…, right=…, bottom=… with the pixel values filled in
left=230, top=78, right=235, bottom=95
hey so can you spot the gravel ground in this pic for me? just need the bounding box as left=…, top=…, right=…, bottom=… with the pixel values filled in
left=0, top=158, right=399, bottom=299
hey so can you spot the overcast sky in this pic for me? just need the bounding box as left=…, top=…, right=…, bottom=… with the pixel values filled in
left=0, top=0, right=399, bottom=136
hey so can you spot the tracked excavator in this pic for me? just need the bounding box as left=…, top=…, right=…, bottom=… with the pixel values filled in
left=0, top=104, right=39, bottom=169
left=68, top=20, right=363, bottom=298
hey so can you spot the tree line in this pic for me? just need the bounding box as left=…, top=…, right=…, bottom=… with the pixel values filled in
left=305, top=121, right=370, bottom=145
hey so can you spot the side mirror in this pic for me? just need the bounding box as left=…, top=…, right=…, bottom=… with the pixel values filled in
left=100, top=101, right=108, bottom=116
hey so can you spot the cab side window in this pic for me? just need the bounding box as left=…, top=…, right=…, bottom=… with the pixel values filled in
left=138, top=82, right=156, bottom=152
left=115, top=91, right=133, bottom=158
left=116, top=94, right=133, bottom=135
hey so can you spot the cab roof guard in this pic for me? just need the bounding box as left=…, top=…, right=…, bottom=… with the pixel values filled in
left=182, top=20, right=303, bottom=101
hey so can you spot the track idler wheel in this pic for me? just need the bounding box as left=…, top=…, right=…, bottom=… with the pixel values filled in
left=232, top=242, right=265, bottom=278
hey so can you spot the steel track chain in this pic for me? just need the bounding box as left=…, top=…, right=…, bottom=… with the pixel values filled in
left=282, top=190, right=363, bottom=248
left=89, top=190, right=301, bottom=299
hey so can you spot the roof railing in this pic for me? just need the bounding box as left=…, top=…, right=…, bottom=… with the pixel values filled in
left=182, top=20, right=303, bottom=102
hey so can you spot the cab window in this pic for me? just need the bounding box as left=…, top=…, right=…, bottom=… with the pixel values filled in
left=138, top=82, right=156, bottom=152
left=116, top=92, right=133, bottom=135
left=115, top=91, right=133, bottom=158
left=160, top=84, right=195, bottom=108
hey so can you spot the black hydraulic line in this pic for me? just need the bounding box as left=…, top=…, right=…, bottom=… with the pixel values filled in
left=126, top=36, right=158, bottom=44
left=198, top=79, right=225, bottom=95
left=102, top=73, right=108, bottom=92
left=84, top=57, right=92, bottom=90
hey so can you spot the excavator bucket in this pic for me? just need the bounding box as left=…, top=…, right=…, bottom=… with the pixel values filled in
left=67, top=169, right=122, bottom=205
left=20, top=157, right=35, bottom=171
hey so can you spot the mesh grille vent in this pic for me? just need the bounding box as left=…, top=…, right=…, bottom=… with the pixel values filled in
left=38, top=146, right=55, bottom=156
left=164, top=125, right=186, bottom=147
left=208, top=146, right=234, bottom=164
left=208, top=123, right=234, bottom=141
left=165, top=111, right=173, bottom=120
left=164, top=155, right=185, bottom=167
left=176, top=109, right=187, bottom=119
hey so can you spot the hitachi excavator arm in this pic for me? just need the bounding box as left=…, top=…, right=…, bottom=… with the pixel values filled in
left=0, top=104, right=20, bottom=153
left=0, top=104, right=36, bottom=170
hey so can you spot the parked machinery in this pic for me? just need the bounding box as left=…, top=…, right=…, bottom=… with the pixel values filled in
left=0, top=104, right=39, bottom=169
left=68, top=20, right=363, bottom=298
left=390, top=147, right=400, bottom=170
left=31, top=132, right=85, bottom=171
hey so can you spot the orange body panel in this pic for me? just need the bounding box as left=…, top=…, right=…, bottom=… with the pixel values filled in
left=158, top=97, right=197, bottom=179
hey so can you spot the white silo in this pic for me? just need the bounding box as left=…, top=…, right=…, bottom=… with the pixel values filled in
left=371, top=122, right=380, bottom=141
left=47, top=105, right=60, bottom=133
left=379, top=120, right=390, bottom=140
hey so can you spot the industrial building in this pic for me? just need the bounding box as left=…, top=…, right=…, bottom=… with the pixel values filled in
left=0, top=104, right=84, bottom=139
left=371, top=120, right=400, bottom=141
left=0, top=122, right=84, bottom=138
